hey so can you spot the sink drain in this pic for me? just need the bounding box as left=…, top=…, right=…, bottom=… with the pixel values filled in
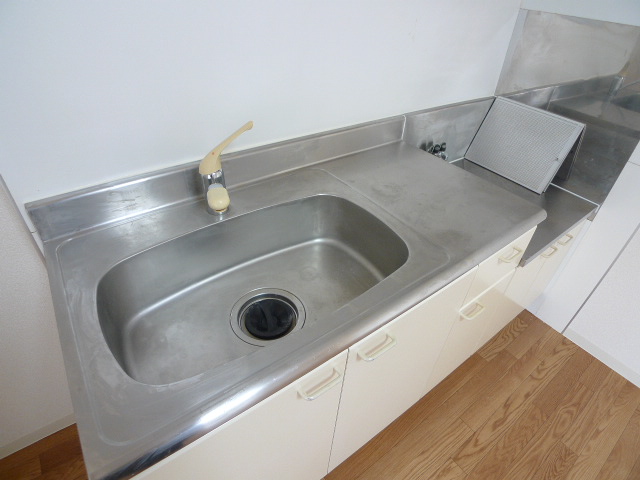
left=243, top=297, right=296, bottom=340
left=230, top=289, right=305, bottom=346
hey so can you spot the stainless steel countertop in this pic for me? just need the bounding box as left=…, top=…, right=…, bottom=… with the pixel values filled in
left=452, top=159, right=597, bottom=265
left=30, top=124, right=545, bottom=479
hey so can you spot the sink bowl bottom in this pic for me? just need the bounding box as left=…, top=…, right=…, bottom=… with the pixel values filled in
left=122, top=239, right=385, bottom=384
left=97, top=195, right=409, bottom=385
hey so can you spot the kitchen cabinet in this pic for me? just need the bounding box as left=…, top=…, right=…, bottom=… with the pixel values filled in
left=429, top=270, right=515, bottom=384
left=475, top=270, right=519, bottom=346
left=328, top=267, right=477, bottom=471
left=528, top=221, right=585, bottom=301
left=134, top=351, right=347, bottom=480
left=505, top=220, right=586, bottom=313
left=428, top=226, right=536, bottom=385
left=465, top=227, right=536, bottom=301
left=502, top=254, right=545, bottom=310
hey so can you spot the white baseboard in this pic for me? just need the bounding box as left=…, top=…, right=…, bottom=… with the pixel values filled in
left=565, top=329, right=640, bottom=388
left=0, top=414, right=76, bottom=459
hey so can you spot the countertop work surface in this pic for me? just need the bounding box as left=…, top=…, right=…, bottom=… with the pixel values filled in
left=452, top=159, right=597, bottom=265
left=319, top=142, right=546, bottom=267
left=32, top=138, right=545, bottom=479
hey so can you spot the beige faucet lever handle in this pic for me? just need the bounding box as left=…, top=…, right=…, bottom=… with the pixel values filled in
left=199, top=121, right=254, bottom=175
left=207, top=184, right=231, bottom=213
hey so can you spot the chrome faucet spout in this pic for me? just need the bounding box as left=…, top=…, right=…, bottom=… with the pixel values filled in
left=202, top=170, right=228, bottom=216
left=199, top=121, right=253, bottom=215
left=203, top=169, right=225, bottom=189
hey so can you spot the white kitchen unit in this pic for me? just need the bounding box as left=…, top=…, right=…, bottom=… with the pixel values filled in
left=430, top=270, right=514, bottom=383
left=503, top=254, right=545, bottom=310
left=505, top=220, right=586, bottom=312
left=328, top=267, right=477, bottom=471
left=465, top=227, right=536, bottom=301
left=133, top=351, right=347, bottom=480
left=428, top=226, right=536, bottom=387
left=474, top=270, right=519, bottom=347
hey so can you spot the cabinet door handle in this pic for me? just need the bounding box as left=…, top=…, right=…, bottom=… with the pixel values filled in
left=541, top=245, right=559, bottom=258
left=498, top=246, right=523, bottom=263
left=558, top=233, right=574, bottom=246
left=460, top=302, right=485, bottom=320
left=358, top=334, right=397, bottom=362
left=298, top=368, right=343, bottom=401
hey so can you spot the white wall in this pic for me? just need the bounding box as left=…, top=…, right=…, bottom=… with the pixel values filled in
left=1, top=0, right=521, bottom=230
left=0, top=177, right=74, bottom=458
left=0, top=0, right=523, bottom=455
left=521, top=0, right=640, bottom=26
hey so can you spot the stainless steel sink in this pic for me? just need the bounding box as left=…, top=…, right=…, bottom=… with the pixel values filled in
left=612, top=93, right=640, bottom=113
left=33, top=165, right=456, bottom=480
left=28, top=134, right=545, bottom=479
left=97, top=194, right=408, bottom=385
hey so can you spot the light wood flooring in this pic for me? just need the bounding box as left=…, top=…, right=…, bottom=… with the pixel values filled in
left=327, top=311, right=640, bottom=480
left=3, top=311, right=640, bottom=480
left=0, top=424, right=85, bottom=480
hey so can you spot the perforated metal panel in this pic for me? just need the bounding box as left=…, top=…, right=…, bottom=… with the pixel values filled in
left=465, top=97, right=585, bottom=194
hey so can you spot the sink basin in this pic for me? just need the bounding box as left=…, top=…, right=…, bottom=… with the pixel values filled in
left=29, top=144, right=548, bottom=479
left=97, top=194, right=409, bottom=385
left=612, top=94, right=640, bottom=113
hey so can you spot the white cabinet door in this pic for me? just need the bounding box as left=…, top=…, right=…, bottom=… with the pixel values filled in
left=328, top=267, right=476, bottom=471
left=529, top=221, right=585, bottom=302
left=506, top=220, right=586, bottom=313
left=476, top=269, right=518, bottom=347
left=503, top=254, right=545, bottom=310
left=428, top=227, right=536, bottom=383
left=465, top=226, right=536, bottom=301
left=134, top=351, right=347, bottom=480
left=430, top=269, right=515, bottom=384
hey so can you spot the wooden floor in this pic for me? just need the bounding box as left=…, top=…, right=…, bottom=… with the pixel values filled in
left=3, top=311, right=640, bottom=480
left=0, top=424, right=86, bottom=480
left=327, top=311, right=640, bottom=480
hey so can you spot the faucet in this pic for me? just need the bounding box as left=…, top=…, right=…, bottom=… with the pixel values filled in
left=199, top=121, right=253, bottom=214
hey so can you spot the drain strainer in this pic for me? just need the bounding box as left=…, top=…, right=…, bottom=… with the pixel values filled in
left=230, top=289, right=305, bottom=346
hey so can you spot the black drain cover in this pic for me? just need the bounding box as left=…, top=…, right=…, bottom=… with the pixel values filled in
left=241, top=296, right=297, bottom=340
